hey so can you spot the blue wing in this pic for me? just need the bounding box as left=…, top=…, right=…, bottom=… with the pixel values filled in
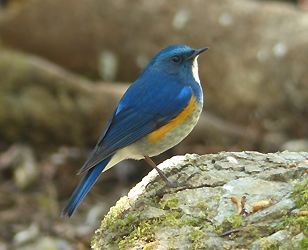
left=78, top=79, right=193, bottom=174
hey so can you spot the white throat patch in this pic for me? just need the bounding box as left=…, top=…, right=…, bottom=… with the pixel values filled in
left=192, top=55, right=200, bottom=84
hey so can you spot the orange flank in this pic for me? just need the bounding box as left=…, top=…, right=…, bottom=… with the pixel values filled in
left=147, top=95, right=196, bottom=143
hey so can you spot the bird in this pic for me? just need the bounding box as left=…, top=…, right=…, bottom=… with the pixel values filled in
left=62, top=44, right=208, bottom=217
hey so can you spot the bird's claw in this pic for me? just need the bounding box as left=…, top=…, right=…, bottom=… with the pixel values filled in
left=166, top=172, right=200, bottom=188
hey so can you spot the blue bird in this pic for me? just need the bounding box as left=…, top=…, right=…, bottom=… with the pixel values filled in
left=62, top=44, right=208, bottom=217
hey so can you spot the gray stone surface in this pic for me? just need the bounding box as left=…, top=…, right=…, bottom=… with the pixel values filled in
left=92, top=151, right=308, bottom=249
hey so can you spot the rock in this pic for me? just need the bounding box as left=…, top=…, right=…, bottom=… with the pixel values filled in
left=0, top=49, right=127, bottom=148
left=282, top=139, right=308, bottom=152
left=13, top=223, right=39, bottom=245
left=214, top=177, right=293, bottom=223
left=249, top=230, right=288, bottom=250
left=0, top=144, right=39, bottom=189
left=91, top=151, right=308, bottom=249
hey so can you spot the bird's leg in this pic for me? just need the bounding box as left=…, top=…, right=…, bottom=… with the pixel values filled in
left=144, top=155, right=193, bottom=188
left=144, top=155, right=172, bottom=186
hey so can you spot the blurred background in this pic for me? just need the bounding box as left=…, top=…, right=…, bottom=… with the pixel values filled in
left=0, top=0, right=308, bottom=249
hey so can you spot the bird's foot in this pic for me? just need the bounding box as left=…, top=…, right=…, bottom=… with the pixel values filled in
left=144, top=156, right=199, bottom=190
left=164, top=172, right=200, bottom=188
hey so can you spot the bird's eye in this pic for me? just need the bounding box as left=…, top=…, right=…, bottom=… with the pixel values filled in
left=171, top=55, right=181, bottom=63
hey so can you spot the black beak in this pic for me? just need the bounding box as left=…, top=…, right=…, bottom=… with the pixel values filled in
left=188, top=47, right=209, bottom=59
left=195, top=47, right=209, bottom=55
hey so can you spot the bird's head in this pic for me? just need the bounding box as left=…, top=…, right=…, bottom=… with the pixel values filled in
left=140, top=44, right=208, bottom=83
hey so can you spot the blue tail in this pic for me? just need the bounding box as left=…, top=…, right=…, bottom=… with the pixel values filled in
left=61, top=155, right=113, bottom=217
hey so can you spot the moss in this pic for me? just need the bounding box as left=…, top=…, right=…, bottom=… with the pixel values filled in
left=282, top=177, right=308, bottom=236
left=195, top=201, right=208, bottom=211
left=271, top=177, right=308, bottom=250
left=143, top=241, right=159, bottom=250
left=104, top=205, right=180, bottom=248
left=158, top=179, right=164, bottom=185
left=198, top=165, right=209, bottom=171
left=110, top=203, right=209, bottom=248
left=118, top=219, right=157, bottom=250
left=223, top=214, right=243, bottom=229
left=292, top=177, right=308, bottom=209
left=251, top=229, right=259, bottom=237
left=214, top=194, right=221, bottom=202
left=215, top=213, right=244, bottom=235
left=188, top=228, right=207, bottom=250
left=153, top=195, right=162, bottom=204
left=92, top=197, right=130, bottom=247
left=259, top=238, right=281, bottom=250
left=118, top=235, right=135, bottom=249
left=145, top=184, right=156, bottom=191
left=279, top=214, right=308, bottom=250
left=222, top=244, right=232, bottom=250
left=282, top=215, right=308, bottom=238
left=229, top=214, right=244, bottom=228
left=181, top=218, right=199, bottom=227
left=160, top=210, right=183, bottom=227
left=160, top=197, right=178, bottom=209
left=93, top=184, right=211, bottom=249
left=299, top=236, right=308, bottom=249
left=198, top=212, right=208, bottom=224
left=92, top=195, right=164, bottom=249
left=167, top=243, right=175, bottom=250
left=91, top=167, right=308, bottom=249
left=116, top=206, right=207, bottom=249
